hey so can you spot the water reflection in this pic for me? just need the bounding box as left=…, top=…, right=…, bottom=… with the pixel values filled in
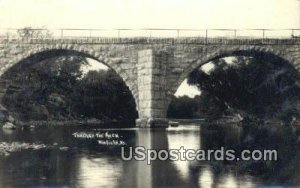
left=78, top=156, right=122, bottom=188
left=0, top=123, right=299, bottom=187
left=167, top=126, right=200, bottom=181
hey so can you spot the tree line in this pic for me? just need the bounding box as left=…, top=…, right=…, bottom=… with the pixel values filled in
left=2, top=56, right=138, bottom=123
left=168, top=54, right=300, bottom=124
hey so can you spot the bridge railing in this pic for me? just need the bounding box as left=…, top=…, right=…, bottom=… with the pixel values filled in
left=1, top=28, right=300, bottom=42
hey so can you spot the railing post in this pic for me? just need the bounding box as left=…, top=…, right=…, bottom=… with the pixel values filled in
left=205, top=29, right=208, bottom=44
left=177, top=29, right=180, bottom=38
left=60, top=29, right=64, bottom=38
left=262, top=29, right=265, bottom=44
left=118, top=29, right=120, bottom=38
left=89, top=29, right=92, bottom=38
left=234, top=29, right=237, bottom=38
left=292, top=29, right=295, bottom=38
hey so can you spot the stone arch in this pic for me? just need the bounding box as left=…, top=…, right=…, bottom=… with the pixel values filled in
left=168, top=45, right=299, bottom=106
left=0, top=44, right=139, bottom=114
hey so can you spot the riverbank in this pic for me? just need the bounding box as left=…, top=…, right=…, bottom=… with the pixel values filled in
left=0, top=142, right=47, bottom=157
left=169, top=118, right=205, bottom=124
left=2, top=119, right=136, bottom=129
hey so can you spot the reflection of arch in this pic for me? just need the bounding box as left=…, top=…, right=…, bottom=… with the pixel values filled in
left=0, top=45, right=139, bottom=113
left=169, top=46, right=299, bottom=100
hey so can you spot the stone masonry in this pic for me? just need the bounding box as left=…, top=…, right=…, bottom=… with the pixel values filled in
left=0, top=37, right=300, bottom=127
left=136, top=49, right=169, bottom=127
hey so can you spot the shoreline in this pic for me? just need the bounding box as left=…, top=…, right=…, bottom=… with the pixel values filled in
left=12, top=119, right=136, bottom=128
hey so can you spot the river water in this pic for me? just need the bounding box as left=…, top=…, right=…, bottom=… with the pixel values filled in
left=0, top=123, right=299, bottom=187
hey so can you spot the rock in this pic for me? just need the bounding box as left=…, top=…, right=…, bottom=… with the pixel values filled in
left=0, top=142, right=47, bottom=157
left=59, top=146, right=69, bottom=151
left=4, top=151, right=10, bottom=157
left=2, top=122, right=16, bottom=130
left=7, top=115, right=15, bottom=123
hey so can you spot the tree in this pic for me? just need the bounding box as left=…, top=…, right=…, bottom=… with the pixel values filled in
left=73, top=70, right=138, bottom=121
left=17, top=26, right=52, bottom=40
left=2, top=56, right=138, bottom=123
left=187, top=54, right=300, bottom=121
left=2, top=56, right=85, bottom=120
left=167, top=96, right=198, bottom=118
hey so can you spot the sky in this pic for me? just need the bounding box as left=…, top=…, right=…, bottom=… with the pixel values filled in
left=0, top=0, right=299, bottom=29
left=1, top=0, right=298, bottom=97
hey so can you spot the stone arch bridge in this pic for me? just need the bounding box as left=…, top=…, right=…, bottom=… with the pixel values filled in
left=0, top=37, right=300, bottom=127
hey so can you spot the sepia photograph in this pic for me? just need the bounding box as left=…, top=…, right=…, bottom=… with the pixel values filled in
left=0, top=0, right=300, bottom=187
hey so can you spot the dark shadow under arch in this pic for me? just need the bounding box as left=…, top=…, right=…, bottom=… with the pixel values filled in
left=167, top=49, right=300, bottom=120
left=0, top=49, right=139, bottom=124
left=173, top=49, right=300, bottom=98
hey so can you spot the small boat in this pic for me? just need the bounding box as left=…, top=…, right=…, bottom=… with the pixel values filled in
left=169, top=121, right=179, bottom=127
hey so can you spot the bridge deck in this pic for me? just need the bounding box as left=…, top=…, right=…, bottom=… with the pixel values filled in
left=1, top=37, right=300, bottom=45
